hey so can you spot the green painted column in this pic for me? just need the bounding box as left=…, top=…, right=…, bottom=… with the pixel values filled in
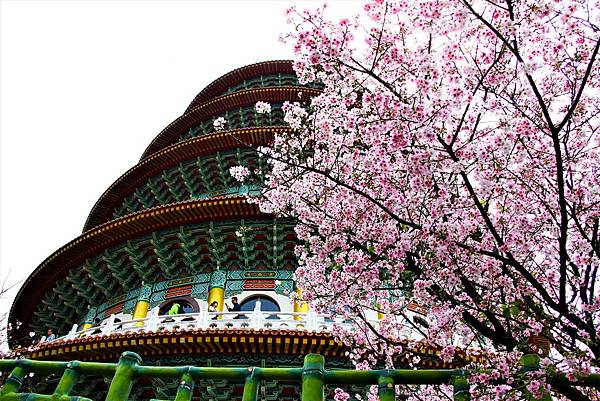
left=53, top=362, right=80, bottom=397
left=378, top=375, right=395, bottom=401
left=174, top=372, right=194, bottom=401
left=105, top=352, right=142, bottom=401
left=452, top=376, right=470, bottom=401
left=0, top=366, right=26, bottom=396
left=302, top=354, right=324, bottom=401
left=81, top=307, right=98, bottom=331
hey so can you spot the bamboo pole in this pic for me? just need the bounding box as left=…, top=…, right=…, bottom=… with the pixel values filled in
left=105, top=352, right=142, bottom=401
left=324, top=369, right=466, bottom=385
left=0, top=366, right=26, bottom=396
left=173, top=372, right=194, bottom=401
left=0, top=394, right=91, bottom=401
left=53, top=362, right=80, bottom=397
left=377, top=375, right=395, bottom=401
left=241, top=368, right=259, bottom=401
left=301, top=354, right=324, bottom=401
left=452, top=376, right=470, bottom=401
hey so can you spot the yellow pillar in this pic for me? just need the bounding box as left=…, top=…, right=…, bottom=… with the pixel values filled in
left=207, top=287, right=225, bottom=312
left=207, top=271, right=226, bottom=319
left=293, top=288, right=309, bottom=321
left=377, top=303, right=385, bottom=320
left=133, top=284, right=152, bottom=326
left=133, top=301, right=150, bottom=319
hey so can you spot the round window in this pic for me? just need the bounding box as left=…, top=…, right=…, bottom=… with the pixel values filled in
left=239, top=295, right=280, bottom=319
left=159, top=299, right=197, bottom=315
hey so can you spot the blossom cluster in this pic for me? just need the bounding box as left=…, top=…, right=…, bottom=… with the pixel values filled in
left=213, top=117, right=226, bottom=131
left=229, top=166, right=250, bottom=182
left=255, top=101, right=272, bottom=114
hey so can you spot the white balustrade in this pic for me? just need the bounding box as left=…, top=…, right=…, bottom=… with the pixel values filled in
left=46, top=310, right=388, bottom=343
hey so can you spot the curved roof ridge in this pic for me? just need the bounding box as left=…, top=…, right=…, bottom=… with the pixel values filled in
left=83, top=126, right=282, bottom=232
left=139, top=86, right=318, bottom=160
left=184, top=60, right=294, bottom=113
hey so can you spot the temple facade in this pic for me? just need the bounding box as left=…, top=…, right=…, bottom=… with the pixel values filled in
left=6, top=61, right=448, bottom=400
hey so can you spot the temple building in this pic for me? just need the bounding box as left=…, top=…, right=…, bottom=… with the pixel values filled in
left=5, top=61, right=459, bottom=400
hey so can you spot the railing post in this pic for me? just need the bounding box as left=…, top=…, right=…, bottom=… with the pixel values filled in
left=53, top=361, right=80, bottom=397
left=174, top=372, right=194, bottom=401
left=378, top=375, right=395, bottom=401
left=102, top=314, right=116, bottom=335
left=147, top=308, right=159, bottom=331
left=302, top=354, right=324, bottom=401
left=66, top=323, right=79, bottom=340
left=0, top=366, right=27, bottom=396
left=306, top=310, right=317, bottom=332
left=452, top=375, right=470, bottom=401
left=242, top=367, right=259, bottom=401
left=105, top=351, right=142, bottom=401
left=197, top=309, right=208, bottom=329
left=251, top=301, right=263, bottom=330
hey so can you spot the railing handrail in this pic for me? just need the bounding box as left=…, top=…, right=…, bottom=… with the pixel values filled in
left=0, top=352, right=597, bottom=401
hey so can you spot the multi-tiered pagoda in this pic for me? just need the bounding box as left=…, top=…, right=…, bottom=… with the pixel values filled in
left=6, top=61, right=458, bottom=400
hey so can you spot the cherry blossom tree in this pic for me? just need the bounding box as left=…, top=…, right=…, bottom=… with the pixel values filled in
left=239, top=0, right=600, bottom=399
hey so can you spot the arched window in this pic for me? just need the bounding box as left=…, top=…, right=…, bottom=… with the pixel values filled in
left=158, top=298, right=199, bottom=315
left=239, top=295, right=280, bottom=319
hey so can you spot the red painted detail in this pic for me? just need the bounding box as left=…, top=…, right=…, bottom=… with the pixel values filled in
left=104, top=302, right=124, bottom=318
left=243, top=279, right=276, bottom=290
left=165, top=285, right=193, bottom=299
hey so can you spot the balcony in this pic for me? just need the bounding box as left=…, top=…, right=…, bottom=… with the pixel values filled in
left=27, top=303, right=437, bottom=366
left=42, top=300, right=397, bottom=344
left=63, top=310, right=351, bottom=341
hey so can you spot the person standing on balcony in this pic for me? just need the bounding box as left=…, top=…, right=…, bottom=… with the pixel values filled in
left=44, top=329, right=56, bottom=342
left=227, top=297, right=241, bottom=311
left=209, top=301, right=219, bottom=320
left=227, top=297, right=241, bottom=319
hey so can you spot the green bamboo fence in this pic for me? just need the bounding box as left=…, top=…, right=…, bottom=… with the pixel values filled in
left=0, top=352, right=598, bottom=401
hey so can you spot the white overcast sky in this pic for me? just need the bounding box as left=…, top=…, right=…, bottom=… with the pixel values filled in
left=0, top=1, right=358, bottom=319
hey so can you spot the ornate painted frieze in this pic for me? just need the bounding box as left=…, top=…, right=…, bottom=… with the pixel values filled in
left=87, top=269, right=294, bottom=319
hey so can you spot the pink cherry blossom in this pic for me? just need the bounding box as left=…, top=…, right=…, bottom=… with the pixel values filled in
left=333, top=388, right=350, bottom=401
left=229, top=166, right=250, bottom=182
left=257, top=0, right=600, bottom=398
